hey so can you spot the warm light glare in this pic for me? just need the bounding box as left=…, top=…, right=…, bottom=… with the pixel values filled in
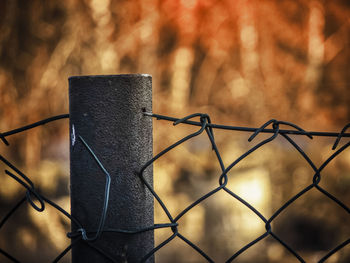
left=228, top=168, right=270, bottom=238
left=0, top=0, right=349, bottom=262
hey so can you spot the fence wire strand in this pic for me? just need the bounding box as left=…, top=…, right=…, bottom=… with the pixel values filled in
left=0, top=112, right=349, bottom=262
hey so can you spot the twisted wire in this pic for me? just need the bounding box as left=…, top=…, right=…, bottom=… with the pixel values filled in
left=0, top=113, right=349, bottom=262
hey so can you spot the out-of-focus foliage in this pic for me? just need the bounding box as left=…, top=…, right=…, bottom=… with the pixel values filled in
left=0, top=0, right=349, bottom=262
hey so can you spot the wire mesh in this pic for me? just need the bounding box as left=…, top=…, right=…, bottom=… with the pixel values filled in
left=0, top=112, right=349, bottom=262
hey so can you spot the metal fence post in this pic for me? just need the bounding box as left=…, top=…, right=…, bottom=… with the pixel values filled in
left=69, top=74, right=154, bottom=262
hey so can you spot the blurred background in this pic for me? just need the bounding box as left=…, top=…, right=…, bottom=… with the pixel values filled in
left=0, top=0, right=349, bottom=262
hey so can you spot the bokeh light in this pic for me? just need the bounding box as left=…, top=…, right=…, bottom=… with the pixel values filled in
left=0, top=0, right=349, bottom=262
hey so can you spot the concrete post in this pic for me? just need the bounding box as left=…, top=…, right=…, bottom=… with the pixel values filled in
left=69, top=74, right=154, bottom=262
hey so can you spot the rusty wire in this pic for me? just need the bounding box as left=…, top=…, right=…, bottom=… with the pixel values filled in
left=0, top=112, right=349, bottom=262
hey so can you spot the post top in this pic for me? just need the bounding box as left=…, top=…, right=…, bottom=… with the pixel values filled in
left=68, top=74, right=151, bottom=81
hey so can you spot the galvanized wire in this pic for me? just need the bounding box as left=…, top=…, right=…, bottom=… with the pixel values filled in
left=0, top=112, right=349, bottom=262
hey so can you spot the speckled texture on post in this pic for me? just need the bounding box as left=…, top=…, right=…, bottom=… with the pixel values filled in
left=69, top=74, right=153, bottom=262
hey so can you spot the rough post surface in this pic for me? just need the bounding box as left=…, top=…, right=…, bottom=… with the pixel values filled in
left=69, top=74, right=153, bottom=262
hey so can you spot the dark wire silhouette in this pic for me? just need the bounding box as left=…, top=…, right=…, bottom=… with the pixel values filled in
left=0, top=112, right=349, bottom=262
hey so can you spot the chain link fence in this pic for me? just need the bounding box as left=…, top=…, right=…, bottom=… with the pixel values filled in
left=0, top=111, right=349, bottom=262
